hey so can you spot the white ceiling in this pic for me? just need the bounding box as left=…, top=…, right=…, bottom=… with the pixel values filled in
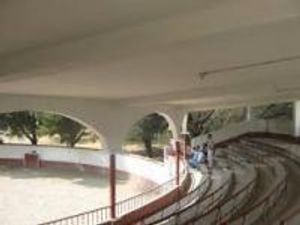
left=0, top=0, right=300, bottom=109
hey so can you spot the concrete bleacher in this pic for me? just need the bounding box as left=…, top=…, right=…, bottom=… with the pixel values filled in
left=250, top=138, right=300, bottom=163
left=142, top=168, right=210, bottom=225
left=136, top=155, right=233, bottom=225
left=134, top=134, right=299, bottom=225
left=141, top=153, right=258, bottom=225
left=223, top=143, right=287, bottom=225
left=244, top=138, right=300, bottom=225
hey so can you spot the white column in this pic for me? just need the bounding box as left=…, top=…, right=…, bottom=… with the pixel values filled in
left=161, top=108, right=187, bottom=139
left=294, top=101, right=300, bottom=137
left=181, top=114, right=189, bottom=134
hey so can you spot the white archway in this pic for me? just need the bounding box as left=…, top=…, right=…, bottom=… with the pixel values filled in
left=0, top=109, right=107, bottom=149
left=122, top=112, right=179, bottom=154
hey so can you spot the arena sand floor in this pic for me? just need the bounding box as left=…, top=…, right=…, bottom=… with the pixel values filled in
left=0, top=165, right=153, bottom=225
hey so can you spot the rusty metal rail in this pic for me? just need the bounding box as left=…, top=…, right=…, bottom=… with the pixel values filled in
left=38, top=173, right=185, bottom=225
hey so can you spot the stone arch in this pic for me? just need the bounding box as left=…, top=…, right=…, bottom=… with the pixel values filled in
left=156, top=108, right=190, bottom=138
left=121, top=111, right=181, bottom=155
left=123, top=111, right=179, bottom=141
left=181, top=113, right=189, bottom=134
left=0, top=109, right=107, bottom=149
left=156, top=112, right=179, bottom=139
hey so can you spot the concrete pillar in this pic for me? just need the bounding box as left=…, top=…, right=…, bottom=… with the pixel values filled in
left=181, top=114, right=189, bottom=134
left=294, top=101, right=300, bottom=137
left=109, top=154, right=116, bottom=219
left=161, top=109, right=188, bottom=139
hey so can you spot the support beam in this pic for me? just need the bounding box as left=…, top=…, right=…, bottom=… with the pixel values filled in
left=294, top=101, right=300, bottom=137
left=109, top=154, right=116, bottom=219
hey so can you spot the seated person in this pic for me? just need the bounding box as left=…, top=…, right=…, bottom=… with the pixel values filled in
left=188, top=146, right=197, bottom=158
left=188, top=148, right=205, bottom=168
left=189, top=145, right=201, bottom=157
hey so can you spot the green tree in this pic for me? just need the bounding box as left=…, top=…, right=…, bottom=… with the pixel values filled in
left=47, top=117, right=90, bottom=147
left=0, top=111, right=41, bottom=145
left=0, top=111, right=95, bottom=147
left=252, top=103, right=293, bottom=120
left=187, top=110, right=215, bottom=137
left=127, top=113, right=168, bottom=157
left=187, top=107, right=246, bottom=137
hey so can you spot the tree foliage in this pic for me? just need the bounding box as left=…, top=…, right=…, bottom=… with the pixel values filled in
left=0, top=111, right=94, bottom=147
left=126, top=113, right=169, bottom=157
left=252, top=103, right=293, bottom=120
left=0, top=111, right=41, bottom=145
left=187, top=107, right=246, bottom=137
left=47, top=116, right=90, bottom=147
left=187, top=110, right=215, bottom=137
left=187, top=103, right=293, bottom=138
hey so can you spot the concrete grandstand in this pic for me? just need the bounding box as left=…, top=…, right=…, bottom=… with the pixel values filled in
left=0, top=1, right=300, bottom=225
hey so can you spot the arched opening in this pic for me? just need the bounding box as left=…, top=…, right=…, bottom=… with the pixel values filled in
left=0, top=110, right=105, bottom=149
left=0, top=110, right=168, bottom=224
left=123, top=112, right=177, bottom=160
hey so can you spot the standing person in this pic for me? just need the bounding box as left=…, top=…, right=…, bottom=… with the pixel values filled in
left=206, top=133, right=215, bottom=171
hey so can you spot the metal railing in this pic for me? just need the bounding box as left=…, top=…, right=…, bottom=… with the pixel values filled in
left=115, top=176, right=178, bottom=217
left=140, top=140, right=289, bottom=225
left=38, top=140, right=290, bottom=225
left=142, top=172, right=211, bottom=224
left=38, top=205, right=111, bottom=225
left=184, top=165, right=257, bottom=225
left=143, top=170, right=234, bottom=225
left=39, top=171, right=187, bottom=225
left=132, top=155, right=256, bottom=225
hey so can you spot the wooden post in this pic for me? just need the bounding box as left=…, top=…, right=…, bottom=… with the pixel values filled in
left=109, top=154, right=116, bottom=219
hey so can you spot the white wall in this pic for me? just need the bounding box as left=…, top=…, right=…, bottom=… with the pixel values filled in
left=0, top=145, right=173, bottom=184
left=192, top=119, right=293, bottom=146
left=294, top=101, right=300, bottom=137
left=116, top=155, right=171, bottom=183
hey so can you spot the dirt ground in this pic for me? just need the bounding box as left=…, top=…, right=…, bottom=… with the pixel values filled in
left=0, top=166, right=151, bottom=225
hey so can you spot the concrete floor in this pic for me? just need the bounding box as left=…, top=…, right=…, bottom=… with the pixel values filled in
left=0, top=166, right=150, bottom=225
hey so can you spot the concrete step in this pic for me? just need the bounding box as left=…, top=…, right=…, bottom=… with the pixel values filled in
left=150, top=163, right=233, bottom=225
left=180, top=160, right=256, bottom=225
left=143, top=168, right=210, bottom=225
left=228, top=162, right=276, bottom=222
left=244, top=139, right=300, bottom=225
left=221, top=141, right=288, bottom=225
